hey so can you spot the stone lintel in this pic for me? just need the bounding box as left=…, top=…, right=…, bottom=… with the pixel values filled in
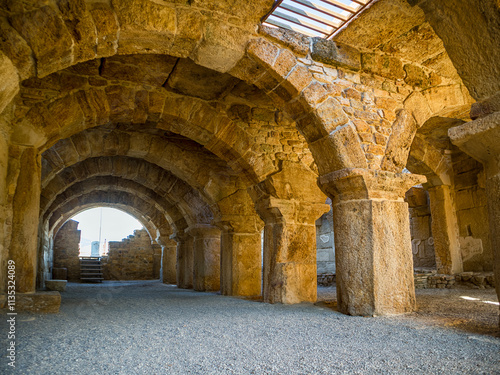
left=449, top=111, right=500, bottom=176
left=256, top=197, right=330, bottom=225
left=319, top=168, right=427, bottom=202
left=213, top=215, right=263, bottom=234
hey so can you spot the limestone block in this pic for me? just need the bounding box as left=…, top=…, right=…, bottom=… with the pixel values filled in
left=45, top=280, right=67, bottom=292
left=56, top=0, right=97, bottom=63
left=311, top=38, right=361, bottom=71
left=259, top=25, right=310, bottom=57
left=112, top=0, right=176, bottom=54
left=0, top=18, right=35, bottom=80
left=361, top=53, right=405, bottom=80
left=9, top=6, right=74, bottom=77
left=381, top=109, right=417, bottom=173
left=16, top=292, right=61, bottom=313
left=89, top=2, right=119, bottom=56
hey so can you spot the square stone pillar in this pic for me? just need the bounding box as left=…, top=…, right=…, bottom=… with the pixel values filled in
left=218, top=224, right=262, bottom=297
left=173, top=232, right=193, bottom=289
left=449, top=112, right=500, bottom=325
left=186, top=224, right=221, bottom=292
left=256, top=197, right=329, bottom=304
left=8, top=146, right=42, bottom=294
left=427, top=184, right=463, bottom=274
left=319, top=168, right=426, bottom=316
left=215, top=189, right=264, bottom=298
left=161, top=238, right=178, bottom=284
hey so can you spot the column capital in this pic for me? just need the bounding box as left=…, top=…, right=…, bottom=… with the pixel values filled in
left=255, top=197, right=329, bottom=225
left=186, top=224, right=221, bottom=238
left=170, top=230, right=191, bottom=243
left=318, top=168, right=426, bottom=202
left=449, top=111, right=500, bottom=176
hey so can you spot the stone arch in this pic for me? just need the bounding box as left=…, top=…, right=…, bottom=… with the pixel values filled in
left=43, top=176, right=210, bottom=232
left=53, top=205, right=161, bottom=248
left=40, top=157, right=215, bottom=227
left=49, top=189, right=172, bottom=243
left=14, top=86, right=275, bottom=185
left=41, top=126, right=242, bottom=204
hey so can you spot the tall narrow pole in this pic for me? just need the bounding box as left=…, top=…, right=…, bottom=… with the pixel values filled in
left=98, top=207, right=103, bottom=256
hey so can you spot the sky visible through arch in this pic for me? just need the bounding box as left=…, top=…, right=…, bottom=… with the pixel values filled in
left=71, top=207, right=143, bottom=256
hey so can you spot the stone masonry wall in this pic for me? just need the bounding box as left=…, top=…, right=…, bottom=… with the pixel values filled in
left=102, top=229, right=160, bottom=280
left=405, top=187, right=436, bottom=268
left=52, top=219, right=81, bottom=281
left=452, top=153, right=493, bottom=272
left=316, top=205, right=335, bottom=275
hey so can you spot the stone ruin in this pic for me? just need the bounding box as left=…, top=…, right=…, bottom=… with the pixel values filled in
left=0, top=0, right=497, bottom=323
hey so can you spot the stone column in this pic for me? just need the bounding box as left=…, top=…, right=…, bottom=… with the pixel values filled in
left=186, top=224, right=221, bottom=292
left=256, top=198, right=329, bottom=304
left=427, top=184, right=463, bottom=274
left=173, top=232, right=194, bottom=289
left=216, top=190, right=264, bottom=298
left=161, top=238, right=178, bottom=284
left=9, top=146, right=42, bottom=294
left=319, top=168, right=426, bottom=316
left=449, top=112, right=500, bottom=325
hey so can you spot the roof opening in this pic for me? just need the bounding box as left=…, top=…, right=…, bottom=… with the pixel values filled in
left=262, top=0, right=377, bottom=39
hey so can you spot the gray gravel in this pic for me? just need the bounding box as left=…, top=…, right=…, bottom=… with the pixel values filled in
left=2, top=280, right=499, bottom=374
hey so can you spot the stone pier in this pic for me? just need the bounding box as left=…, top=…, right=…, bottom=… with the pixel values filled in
left=320, top=169, right=426, bottom=316
left=174, top=232, right=194, bottom=289
left=187, top=225, right=221, bottom=292
left=257, top=198, right=329, bottom=303
left=161, top=238, right=178, bottom=284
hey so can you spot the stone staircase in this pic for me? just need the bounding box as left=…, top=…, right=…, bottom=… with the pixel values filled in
left=80, top=257, right=104, bottom=283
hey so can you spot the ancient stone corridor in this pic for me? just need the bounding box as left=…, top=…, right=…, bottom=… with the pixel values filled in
left=0, top=0, right=499, bottom=372
left=7, top=281, right=500, bottom=374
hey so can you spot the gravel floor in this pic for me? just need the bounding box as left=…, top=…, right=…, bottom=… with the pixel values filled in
left=2, top=281, right=499, bottom=374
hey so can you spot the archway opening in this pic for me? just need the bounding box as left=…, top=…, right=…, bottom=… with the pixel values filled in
left=72, top=207, right=143, bottom=257
left=52, top=207, right=162, bottom=282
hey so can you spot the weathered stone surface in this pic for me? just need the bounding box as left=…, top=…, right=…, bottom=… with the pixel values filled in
left=53, top=219, right=81, bottom=281
left=428, top=185, right=463, bottom=274
left=319, top=169, right=426, bottom=316
left=381, top=109, right=417, bottom=172
left=361, top=53, right=405, bottom=80
left=415, top=0, right=500, bottom=100
left=56, top=0, right=97, bottom=63
left=259, top=25, right=310, bottom=57
left=102, top=229, right=160, bottom=280
left=45, top=279, right=67, bottom=292
left=174, top=232, right=194, bottom=289
left=162, top=239, right=178, bottom=284
left=9, top=6, right=74, bottom=77
left=101, top=55, right=177, bottom=86
left=16, top=291, right=61, bottom=313
left=9, top=146, right=41, bottom=293
left=89, top=2, right=119, bottom=56
left=0, top=18, right=35, bottom=80
left=0, top=50, right=19, bottom=114
left=449, top=111, right=500, bottom=323
left=188, top=225, right=221, bottom=292
left=311, top=38, right=361, bottom=71
left=166, top=58, right=238, bottom=100
left=335, top=0, right=425, bottom=50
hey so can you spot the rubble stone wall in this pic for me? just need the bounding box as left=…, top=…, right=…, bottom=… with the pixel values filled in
left=52, top=220, right=81, bottom=281
left=452, top=153, right=493, bottom=272
left=102, top=229, right=161, bottom=280
left=405, top=187, right=436, bottom=268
